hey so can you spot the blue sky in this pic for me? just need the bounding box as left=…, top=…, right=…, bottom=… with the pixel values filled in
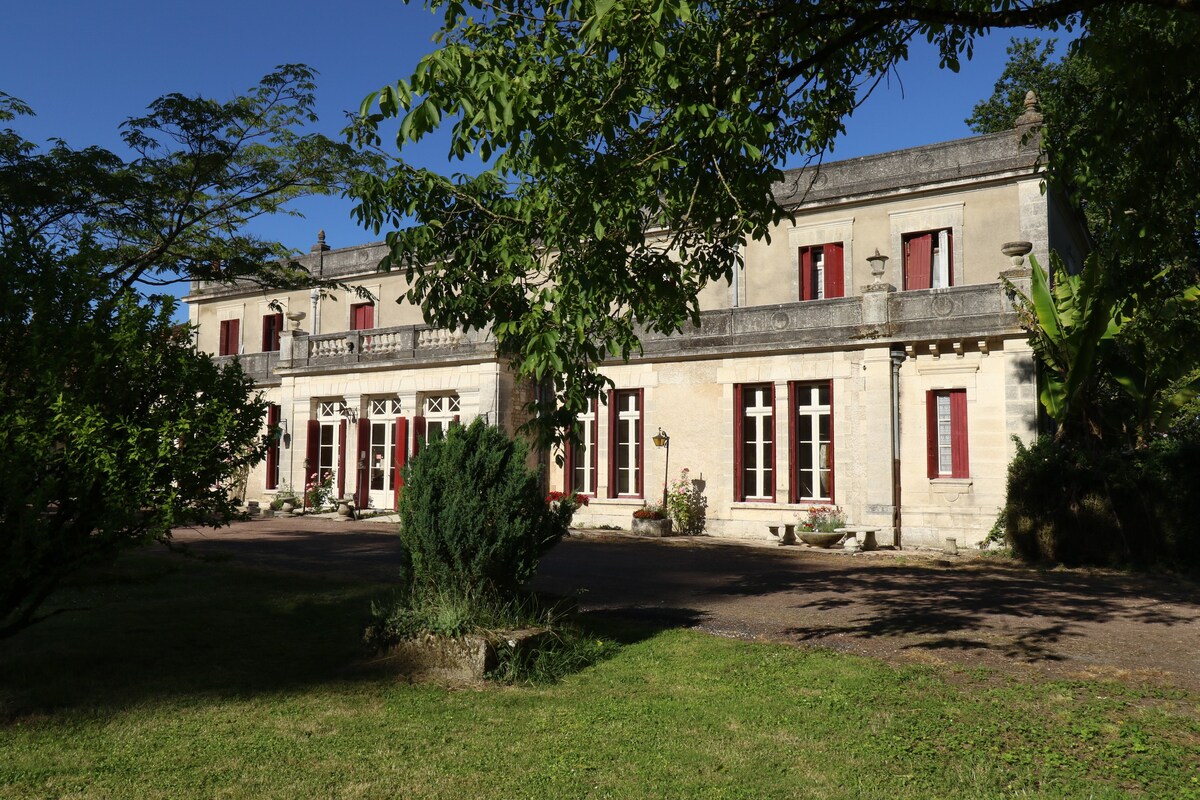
left=3, top=2, right=1051, bottom=259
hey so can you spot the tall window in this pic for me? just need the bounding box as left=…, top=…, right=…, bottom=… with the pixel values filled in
left=317, top=402, right=339, bottom=479
left=735, top=384, right=774, bottom=501
left=927, top=389, right=969, bottom=479
left=799, top=243, right=845, bottom=300
left=421, top=394, right=460, bottom=442
left=367, top=397, right=402, bottom=509
left=567, top=397, right=598, bottom=496
left=608, top=390, right=642, bottom=497
left=261, top=312, right=283, bottom=352
left=265, top=403, right=281, bottom=490
left=218, top=319, right=240, bottom=356
left=350, top=302, right=375, bottom=331
left=790, top=381, right=832, bottom=502
left=904, top=229, right=953, bottom=290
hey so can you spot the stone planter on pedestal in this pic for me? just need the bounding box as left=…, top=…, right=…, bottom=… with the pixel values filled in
left=632, top=517, right=674, bottom=537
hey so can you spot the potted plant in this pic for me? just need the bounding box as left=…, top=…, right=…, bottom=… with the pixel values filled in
left=275, top=481, right=298, bottom=513
left=304, top=471, right=335, bottom=511
left=632, top=502, right=673, bottom=537
left=546, top=491, right=589, bottom=531
left=665, top=468, right=707, bottom=535
left=796, top=504, right=846, bottom=547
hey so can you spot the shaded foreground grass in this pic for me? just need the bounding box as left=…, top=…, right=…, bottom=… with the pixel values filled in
left=1, top=550, right=1198, bottom=799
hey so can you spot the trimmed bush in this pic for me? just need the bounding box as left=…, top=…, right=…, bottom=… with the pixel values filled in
left=1003, top=432, right=1200, bottom=569
left=397, top=419, right=567, bottom=602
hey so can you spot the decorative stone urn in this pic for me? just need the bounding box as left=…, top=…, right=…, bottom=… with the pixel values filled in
left=799, top=531, right=843, bottom=548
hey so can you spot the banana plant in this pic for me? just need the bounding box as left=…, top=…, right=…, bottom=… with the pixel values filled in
left=1007, top=254, right=1200, bottom=444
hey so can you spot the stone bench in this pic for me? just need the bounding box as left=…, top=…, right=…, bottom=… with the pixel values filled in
left=835, top=526, right=880, bottom=552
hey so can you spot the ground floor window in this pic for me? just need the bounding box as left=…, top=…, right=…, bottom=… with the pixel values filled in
left=265, top=403, right=281, bottom=490
left=608, top=389, right=642, bottom=497
left=419, top=394, right=460, bottom=444
left=927, top=388, right=969, bottom=478
left=790, top=381, right=833, bottom=502
left=567, top=396, right=598, bottom=496
left=735, top=384, right=775, bottom=501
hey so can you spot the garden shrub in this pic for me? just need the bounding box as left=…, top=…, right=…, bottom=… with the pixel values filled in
left=397, top=418, right=568, bottom=603
left=1003, top=433, right=1200, bottom=569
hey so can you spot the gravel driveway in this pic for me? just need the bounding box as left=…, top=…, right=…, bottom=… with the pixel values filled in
left=171, top=517, right=1200, bottom=692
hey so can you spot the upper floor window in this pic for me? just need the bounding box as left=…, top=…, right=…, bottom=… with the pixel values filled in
left=218, top=319, right=240, bottom=356
left=904, top=229, right=953, bottom=290
left=350, top=302, right=375, bottom=331
left=261, top=312, right=283, bottom=352
left=799, top=243, right=844, bottom=300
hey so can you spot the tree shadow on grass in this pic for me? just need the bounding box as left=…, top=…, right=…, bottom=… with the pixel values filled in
left=1, top=550, right=399, bottom=718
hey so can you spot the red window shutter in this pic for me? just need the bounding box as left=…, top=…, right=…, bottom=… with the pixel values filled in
left=305, top=419, right=320, bottom=487
left=786, top=382, right=797, bottom=503
left=824, top=243, right=845, bottom=299
left=350, top=303, right=375, bottom=331
left=563, top=424, right=575, bottom=493
left=337, top=420, right=347, bottom=497
left=950, top=390, right=969, bottom=478
left=394, top=416, right=408, bottom=508
left=733, top=384, right=745, bottom=502
left=906, top=233, right=933, bottom=290
left=606, top=389, right=617, bottom=498
left=262, top=313, right=283, bottom=352
left=799, top=247, right=814, bottom=301
left=219, top=319, right=240, bottom=356
left=265, top=404, right=280, bottom=490
left=926, top=391, right=939, bottom=479
left=356, top=418, right=370, bottom=506
left=826, top=380, right=836, bottom=501
left=412, top=415, right=426, bottom=456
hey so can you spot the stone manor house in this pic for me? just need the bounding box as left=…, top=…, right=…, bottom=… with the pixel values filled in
left=187, top=105, right=1085, bottom=549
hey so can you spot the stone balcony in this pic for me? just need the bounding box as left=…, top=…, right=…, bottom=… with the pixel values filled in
left=633, top=274, right=1030, bottom=361
left=272, top=323, right=496, bottom=378
left=210, top=273, right=1031, bottom=384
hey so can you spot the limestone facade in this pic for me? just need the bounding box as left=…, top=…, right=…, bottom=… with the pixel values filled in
left=185, top=120, right=1081, bottom=548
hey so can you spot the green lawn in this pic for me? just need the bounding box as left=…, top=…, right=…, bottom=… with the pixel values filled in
left=1, top=550, right=1197, bottom=799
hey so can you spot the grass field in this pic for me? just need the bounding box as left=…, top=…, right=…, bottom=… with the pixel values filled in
left=1, top=549, right=1197, bottom=799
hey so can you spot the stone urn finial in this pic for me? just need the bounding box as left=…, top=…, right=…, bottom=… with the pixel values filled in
left=311, top=230, right=330, bottom=253
left=1015, top=90, right=1043, bottom=129
left=1001, top=241, right=1033, bottom=268
left=285, top=310, right=307, bottom=331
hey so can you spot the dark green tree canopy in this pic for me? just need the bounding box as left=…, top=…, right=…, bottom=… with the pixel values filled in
left=0, top=66, right=365, bottom=637
left=972, top=9, right=1200, bottom=446
left=350, top=0, right=1200, bottom=445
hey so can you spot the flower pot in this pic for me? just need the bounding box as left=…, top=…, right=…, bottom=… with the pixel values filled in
left=280, top=501, right=295, bottom=514
left=632, top=517, right=673, bottom=537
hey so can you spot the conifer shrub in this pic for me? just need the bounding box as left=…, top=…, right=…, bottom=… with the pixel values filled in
left=396, top=418, right=568, bottom=603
